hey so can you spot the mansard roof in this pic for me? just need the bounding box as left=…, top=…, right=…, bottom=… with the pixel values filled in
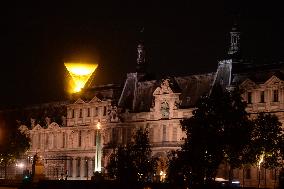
left=176, top=74, right=214, bottom=108
left=118, top=73, right=214, bottom=112
left=232, top=62, right=284, bottom=85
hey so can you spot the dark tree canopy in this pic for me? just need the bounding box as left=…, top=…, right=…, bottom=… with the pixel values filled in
left=0, top=125, right=30, bottom=178
left=106, top=127, right=156, bottom=182
left=169, top=85, right=253, bottom=186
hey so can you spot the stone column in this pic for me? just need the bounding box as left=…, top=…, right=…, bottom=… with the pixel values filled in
left=72, top=158, right=76, bottom=179
left=80, top=158, right=85, bottom=179
left=67, top=158, right=72, bottom=178
left=88, top=158, right=92, bottom=179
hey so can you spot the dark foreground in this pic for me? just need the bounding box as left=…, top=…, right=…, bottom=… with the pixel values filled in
left=0, top=180, right=270, bottom=189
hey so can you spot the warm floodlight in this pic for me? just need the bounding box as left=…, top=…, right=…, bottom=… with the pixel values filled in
left=97, top=122, right=101, bottom=130
left=64, top=63, right=98, bottom=93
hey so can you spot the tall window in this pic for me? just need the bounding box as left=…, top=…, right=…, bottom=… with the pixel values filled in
left=127, top=128, right=132, bottom=143
left=103, top=106, right=107, bottom=116
left=87, top=108, right=90, bottom=117
left=270, top=169, right=276, bottom=180
left=122, top=128, right=127, bottom=144
left=62, top=133, right=65, bottom=148
left=79, top=109, right=82, bottom=118
left=273, top=90, right=279, bottom=102
left=260, top=91, right=265, bottom=103
left=161, top=101, right=169, bottom=119
left=261, top=168, right=265, bottom=180
left=76, top=158, right=80, bottom=177
left=162, top=125, right=167, bottom=142
left=69, top=159, right=73, bottom=177
left=172, top=126, right=177, bottom=141
left=38, top=134, right=41, bottom=149
left=247, top=92, right=252, bottom=104
left=72, top=109, right=75, bottom=118
left=94, top=107, right=98, bottom=116
left=84, top=159, right=88, bottom=177
left=149, top=127, right=154, bottom=143
left=78, top=131, right=82, bottom=147
left=45, top=133, right=48, bottom=147
left=112, top=128, right=118, bottom=143
left=53, top=134, right=57, bottom=149
left=93, top=131, right=96, bottom=146
left=245, top=168, right=251, bottom=179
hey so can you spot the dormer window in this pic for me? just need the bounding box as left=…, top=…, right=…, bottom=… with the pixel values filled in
left=161, top=101, right=169, bottom=119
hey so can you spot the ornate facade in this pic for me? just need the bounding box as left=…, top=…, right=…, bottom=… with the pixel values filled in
left=18, top=26, right=284, bottom=188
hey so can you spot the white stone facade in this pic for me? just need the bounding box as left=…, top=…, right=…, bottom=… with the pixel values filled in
left=22, top=25, right=284, bottom=188
left=22, top=71, right=284, bottom=189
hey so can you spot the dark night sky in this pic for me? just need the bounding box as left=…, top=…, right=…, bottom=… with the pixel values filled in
left=1, top=1, right=284, bottom=107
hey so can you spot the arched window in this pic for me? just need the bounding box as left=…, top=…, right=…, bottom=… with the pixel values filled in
left=160, top=101, right=169, bottom=119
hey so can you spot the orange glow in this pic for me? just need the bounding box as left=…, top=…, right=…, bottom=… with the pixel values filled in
left=97, top=122, right=101, bottom=130
left=64, top=63, right=98, bottom=93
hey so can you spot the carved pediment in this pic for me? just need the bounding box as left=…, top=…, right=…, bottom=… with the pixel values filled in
left=240, top=79, right=258, bottom=89
left=264, top=75, right=284, bottom=86
left=153, top=79, right=173, bottom=95
left=89, top=96, right=102, bottom=103
left=33, top=124, right=43, bottom=131
left=74, top=98, right=85, bottom=104
left=47, top=122, right=60, bottom=130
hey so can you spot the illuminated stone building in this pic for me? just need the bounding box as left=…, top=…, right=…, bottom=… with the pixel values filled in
left=21, top=25, right=284, bottom=188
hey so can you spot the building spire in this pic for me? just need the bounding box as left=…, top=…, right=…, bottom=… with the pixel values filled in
left=228, top=22, right=241, bottom=57
left=136, top=27, right=147, bottom=73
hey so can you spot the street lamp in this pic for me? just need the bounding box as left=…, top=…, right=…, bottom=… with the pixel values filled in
left=94, top=121, right=102, bottom=173
left=16, top=162, right=25, bottom=178
left=257, top=153, right=264, bottom=189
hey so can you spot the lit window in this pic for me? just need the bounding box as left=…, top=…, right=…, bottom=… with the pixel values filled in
left=273, top=90, right=279, bottom=102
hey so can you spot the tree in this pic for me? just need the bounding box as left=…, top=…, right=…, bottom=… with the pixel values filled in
left=251, top=113, right=283, bottom=187
left=107, top=145, right=136, bottom=182
left=169, top=85, right=253, bottom=187
left=106, top=127, right=156, bottom=182
left=0, top=125, right=30, bottom=179
left=130, top=128, right=156, bottom=182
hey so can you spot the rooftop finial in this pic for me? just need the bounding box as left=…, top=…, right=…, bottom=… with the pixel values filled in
left=136, top=27, right=147, bottom=73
